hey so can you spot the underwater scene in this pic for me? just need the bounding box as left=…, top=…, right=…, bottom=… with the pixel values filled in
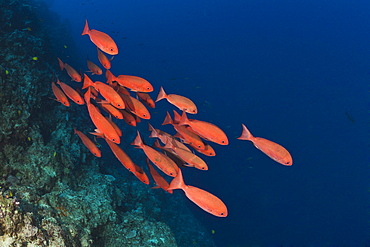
left=0, top=0, right=368, bottom=246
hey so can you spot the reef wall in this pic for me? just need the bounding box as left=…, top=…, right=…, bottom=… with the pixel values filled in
left=0, top=0, right=215, bottom=246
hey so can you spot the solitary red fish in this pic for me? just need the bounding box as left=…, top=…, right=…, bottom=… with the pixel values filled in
left=82, top=20, right=118, bottom=55
left=237, top=124, right=293, bottom=166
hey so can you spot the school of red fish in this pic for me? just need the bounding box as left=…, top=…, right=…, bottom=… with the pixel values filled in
left=51, top=20, right=293, bottom=217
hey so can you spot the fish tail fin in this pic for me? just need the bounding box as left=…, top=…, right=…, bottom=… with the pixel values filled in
left=148, top=124, right=158, bottom=138
left=84, top=87, right=92, bottom=104
left=172, top=110, right=181, bottom=123
left=81, top=19, right=90, bottom=35
left=155, top=86, right=167, bottom=102
left=178, top=111, right=190, bottom=126
left=131, top=131, right=144, bottom=147
left=167, top=168, right=185, bottom=191
left=82, top=74, right=93, bottom=89
left=162, top=111, right=174, bottom=125
left=237, top=124, right=253, bottom=140
left=163, top=139, right=174, bottom=149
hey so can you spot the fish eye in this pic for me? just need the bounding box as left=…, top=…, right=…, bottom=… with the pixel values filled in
left=220, top=212, right=224, bottom=216
left=170, top=173, right=173, bottom=176
left=221, top=140, right=225, bottom=143
left=143, top=114, right=146, bottom=117
left=112, top=138, right=116, bottom=142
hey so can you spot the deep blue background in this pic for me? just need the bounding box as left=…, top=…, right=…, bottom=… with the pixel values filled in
left=46, top=0, right=369, bottom=246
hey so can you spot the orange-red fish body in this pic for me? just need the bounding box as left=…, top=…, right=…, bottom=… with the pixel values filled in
left=136, top=92, right=155, bottom=108
left=120, top=109, right=138, bottom=126
left=156, top=87, right=197, bottom=114
left=237, top=124, right=293, bottom=166
left=86, top=100, right=120, bottom=144
left=56, top=79, right=84, bottom=105
left=57, top=57, right=64, bottom=71
left=83, top=74, right=125, bottom=109
left=87, top=59, right=102, bottom=75
left=132, top=164, right=150, bottom=185
left=64, top=63, right=82, bottom=82
left=95, top=98, right=123, bottom=119
left=74, top=129, right=101, bottom=157
left=190, top=141, right=216, bottom=156
left=167, top=169, right=228, bottom=217
left=120, top=94, right=150, bottom=119
left=51, top=81, right=70, bottom=106
left=106, top=116, right=122, bottom=136
left=165, top=140, right=208, bottom=170
left=146, top=159, right=173, bottom=193
left=162, top=112, right=205, bottom=150
left=132, top=131, right=178, bottom=177
left=179, top=112, right=229, bottom=145
left=97, top=48, right=111, bottom=69
left=115, top=75, right=153, bottom=92
left=82, top=20, right=118, bottom=55
left=148, top=124, right=192, bottom=153
left=105, top=138, right=136, bottom=172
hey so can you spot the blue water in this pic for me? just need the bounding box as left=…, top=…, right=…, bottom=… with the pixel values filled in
left=46, top=0, right=369, bottom=246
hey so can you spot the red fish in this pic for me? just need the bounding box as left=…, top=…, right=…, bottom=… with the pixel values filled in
left=51, top=81, right=70, bottom=107
left=104, top=138, right=136, bottom=172
left=74, top=129, right=101, bottom=157
left=156, top=87, right=197, bottom=114
left=106, top=116, right=122, bottom=137
left=56, top=79, right=84, bottom=105
left=190, top=141, right=216, bottom=157
left=115, top=75, right=154, bottom=92
left=83, top=74, right=125, bottom=109
left=164, top=140, right=208, bottom=170
left=146, top=159, right=173, bottom=193
left=95, top=98, right=123, bottom=119
left=84, top=89, right=120, bottom=144
left=148, top=123, right=191, bottom=153
left=167, top=169, right=228, bottom=217
left=81, top=20, right=118, bottom=55
left=120, top=109, right=138, bottom=126
left=132, top=164, right=150, bottom=185
left=97, top=48, right=111, bottom=69
left=163, top=112, right=205, bottom=150
left=179, top=112, right=229, bottom=145
left=120, top=93, right=150, bottom=119
left=136, top=92, right=155, bottom=108
left=87, top=59, right=102, bottom=75
left=237, top=124, right=293, bottom=166
left=57, top=58, right=82, bottom=82
left=131, top=131, right=178, bottom=177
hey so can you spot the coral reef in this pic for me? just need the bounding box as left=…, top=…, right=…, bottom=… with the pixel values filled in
left=0, top=0, right=215, bottom=246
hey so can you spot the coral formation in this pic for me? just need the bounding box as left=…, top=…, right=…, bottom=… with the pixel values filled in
left=0, top=0, right=215, bottom=246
